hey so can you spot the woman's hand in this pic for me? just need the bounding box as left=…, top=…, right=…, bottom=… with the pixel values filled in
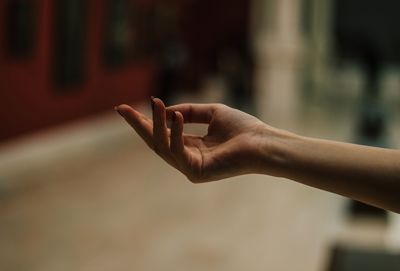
left=116, top=98, right=280, bottom=183
left=115, top=97, right=400, bottom=212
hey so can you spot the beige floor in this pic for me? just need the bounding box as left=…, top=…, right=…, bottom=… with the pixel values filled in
left=0, top=103, right=347, bottom=271
left=1, top=67, right=400, bottom=271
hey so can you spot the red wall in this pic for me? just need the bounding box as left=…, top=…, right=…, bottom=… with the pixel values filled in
left=0, top=0, right=154, bottom=142
left=0, top=0, right=251, bottom=143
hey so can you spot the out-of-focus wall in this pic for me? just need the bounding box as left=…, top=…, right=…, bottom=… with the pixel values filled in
left=0, top=0, right=253, bottom=143
left=0, top=0, right=154, bottom=143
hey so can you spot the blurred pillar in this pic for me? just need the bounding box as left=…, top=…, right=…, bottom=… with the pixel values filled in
left=302, top=0, right=334, bottom=99
left=252, top=0, right=303, bottom=129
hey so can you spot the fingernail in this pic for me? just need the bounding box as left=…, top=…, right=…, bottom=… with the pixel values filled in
left=150, top=96, right=155, bottom=111
left=172, top=111, right=177, bottom=122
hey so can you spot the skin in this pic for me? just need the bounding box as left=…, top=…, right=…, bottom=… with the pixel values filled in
left=115, top=98, right=400, bottom=214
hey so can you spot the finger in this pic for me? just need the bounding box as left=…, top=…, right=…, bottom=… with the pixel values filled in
left=152, top=97, right=169, bottom=152
left=170, top=111, right=185, bottom=155
left=152, top=97, right=178, bottom=169
left=115, top=104, right=154, bottom=149
left=166, top=103, right=215, bottom=124
left=169, top=111, right=194, bottom=176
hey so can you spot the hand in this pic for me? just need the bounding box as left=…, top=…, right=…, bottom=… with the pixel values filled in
left=117, top=98, right=400, bottom=213
left=116, top=98, right=276, bottom=183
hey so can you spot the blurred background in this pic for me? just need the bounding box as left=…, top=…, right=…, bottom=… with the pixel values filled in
left=1, top=0, right=400, bottom=270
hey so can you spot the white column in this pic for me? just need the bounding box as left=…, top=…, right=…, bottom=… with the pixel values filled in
left=252, top=0, right=304, bottom=129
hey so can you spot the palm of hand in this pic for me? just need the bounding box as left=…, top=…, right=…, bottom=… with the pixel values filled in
left=117, top=100, right=266, bottom=183
left=183, top=107, right=265, bottom=181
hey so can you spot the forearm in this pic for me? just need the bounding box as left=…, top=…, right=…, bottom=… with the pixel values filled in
left=261, top=128, right=400, bottom=213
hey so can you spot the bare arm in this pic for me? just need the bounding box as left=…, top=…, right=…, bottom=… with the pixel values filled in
left=261, top=130, right=400, bottom=213
left=115, top=99, right=400, bottom=213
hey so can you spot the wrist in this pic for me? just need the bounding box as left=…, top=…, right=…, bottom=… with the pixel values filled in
left=255, top=124, right=301, bottom=178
